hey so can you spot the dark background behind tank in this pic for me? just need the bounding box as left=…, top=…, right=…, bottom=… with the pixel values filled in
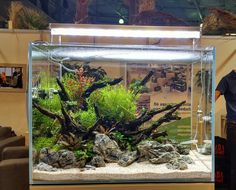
left=1, top=0, right=236, bottom=25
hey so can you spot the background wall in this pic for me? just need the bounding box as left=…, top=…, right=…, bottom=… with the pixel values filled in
left=0, top=29, right=49, bottom=136
left=0, top=29, right=235, bottom=138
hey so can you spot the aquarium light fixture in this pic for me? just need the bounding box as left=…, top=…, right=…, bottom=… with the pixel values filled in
left=51, top=27, right=200, bottom=39
left=51, top=48, right=199, bottom=63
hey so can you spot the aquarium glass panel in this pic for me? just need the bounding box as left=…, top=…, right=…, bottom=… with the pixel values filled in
left=28, top=44, right=215, bottom=184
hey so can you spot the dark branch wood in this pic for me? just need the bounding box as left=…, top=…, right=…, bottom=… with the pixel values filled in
left=56, top=77, right=71, bottom=102
left=82, top=119, right=101, bottom=140
left=140, top=70, right=154, bottom=86
left=33, top=102, right=64, bottom=126
left=60, top=103, right=87, bottom=134
left=82, top=77, right=123, bottom=99
left=128, top=101, right=185, bottom=145
left=133, top=70, right=154, bottom=95
left=151, top=131, right=168, bottom=139
left=117, top=101, right=186, bottom=131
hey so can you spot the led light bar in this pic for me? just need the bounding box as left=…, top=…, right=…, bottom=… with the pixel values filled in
left=50, top=24, right=201, bottom=39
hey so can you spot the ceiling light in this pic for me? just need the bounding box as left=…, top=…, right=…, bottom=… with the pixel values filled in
left=119, top=18, right=124, bottom=24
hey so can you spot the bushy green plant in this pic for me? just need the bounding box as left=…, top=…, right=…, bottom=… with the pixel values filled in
left=33, top=137, right=56, bottom=151
left=112, top=131, right=134, bottom=151
left=51, top=144, right=63, bottom=152
left=37, top=95, right=61, bottom=113
left=75, top=141, right=94, bottom=160
left=77, top=108, right=97, bottom=128
left=33, top=73, right=61, bottom=137
left=33, top=96, right=61, bottom=138
left=75, top=150, right=89, bottom=160
left=38, top=72, right=59, bottom=91
left=90, top=85, right=137, bottom=123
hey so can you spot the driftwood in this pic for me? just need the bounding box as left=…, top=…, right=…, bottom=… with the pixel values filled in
left=133, top=70, right=154, bottom=95
left=56, top=77, right=71, bottom=102
left=81, top=77, right=123, bottom=110
left=82, top=77, right=123, bottom=99
left=128, top=101, right=185, bottom=145
left=33, top=101, right=87, bottom=137
left=116, top=102, right=183, bottom=132
left=33, top=67, right=186, bottom=151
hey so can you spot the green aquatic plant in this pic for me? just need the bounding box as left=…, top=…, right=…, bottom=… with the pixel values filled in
left=33, top=67, right=186, bottom=156
left=77, top=108, right=97, bottom=129
left=38, top=72, right=58, bottom=91
left=90, top=85, right=137, bottom=123
left=32, top=95, right=61, bottom=138
left=33, top=137, right=56, bottom=151
left=51, top=144, right=63, bottom=152
left=111, top=131, right=134, bottom=151
left=75, top=141, right=94, bottom=160
left=37, top=95, right=61, bottom=112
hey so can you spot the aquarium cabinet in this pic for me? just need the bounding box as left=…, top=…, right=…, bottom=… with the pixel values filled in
left=28, top=42, right=215, bottom=188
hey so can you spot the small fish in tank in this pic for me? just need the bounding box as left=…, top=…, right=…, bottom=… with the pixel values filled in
left=30, top=44, right=214, bottom=183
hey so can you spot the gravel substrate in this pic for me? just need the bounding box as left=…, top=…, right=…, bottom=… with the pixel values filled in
left=33, top=151, right=212, bottom=182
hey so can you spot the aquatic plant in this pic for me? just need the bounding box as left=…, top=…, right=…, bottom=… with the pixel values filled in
left=75, top=141, right=94, bottom=160
left=32, top=94, right=61, bottom=138
left=33, top=137, right=56, bottom=151
left=33, top=64, right=185, bottom=157
left=111, top=131, right=134, bottom=151
left=63, top=68, right=94, bottom=101
left=77, top=108, right=97, bottom=128
left=90, top=85, right=137, bottom=123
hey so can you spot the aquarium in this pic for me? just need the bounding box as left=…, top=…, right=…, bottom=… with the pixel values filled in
left=28, top=43, right=215, bottom=184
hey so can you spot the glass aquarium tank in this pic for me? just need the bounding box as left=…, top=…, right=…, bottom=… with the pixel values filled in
left=28, top=43, right=215, bottom=184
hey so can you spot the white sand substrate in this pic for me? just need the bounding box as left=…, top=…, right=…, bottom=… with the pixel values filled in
left=33, top=150, right=212, bottom=182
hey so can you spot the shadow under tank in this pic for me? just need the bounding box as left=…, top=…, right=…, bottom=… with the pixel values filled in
left=29, top=44, right=215, bottom=184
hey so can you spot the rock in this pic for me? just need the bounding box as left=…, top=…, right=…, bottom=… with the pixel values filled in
left=118, top=151, right=138, bottom=167
left=137, top=140, right=160, bottom=160
left=80, top=165, right=96, bottom=172
left=90, top=155, right=106, bottom=167
left=181, top=155, right=194, bottom=164
left=39, top=148, right=60, bottom=168
left=149, top=152, right=173, bottom=164
left=93, top=133, right=123, bottom=162
left=75, top=159, right=86, bottom=168
left=35, top=162, right=58, bottom=172
left=137, top=141, right=176, bottom=161
left=39, top=148, right=76, bottom=169
left=58, top=150, right=76, bottom=169
left=149, top=151, right=180, bottom=164
left=199, top=143, right=211, bottom=155
left=176, top=144, right=190, bottom=155
left=166, top=158, right=188, bottom=170
left=156, top=144, right=176, bottom=153
left=85, top=165, right=96, bottom=170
